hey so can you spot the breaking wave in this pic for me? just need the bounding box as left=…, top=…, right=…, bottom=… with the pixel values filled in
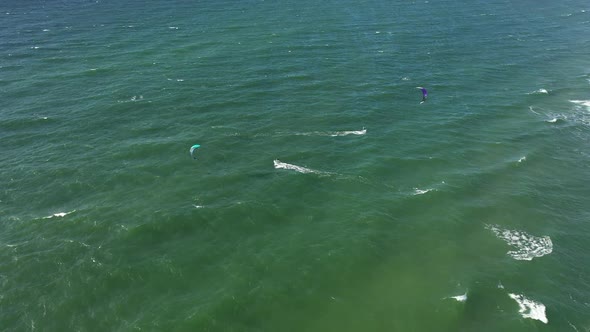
left=43, top=210, right=76, bottom=219
left=508, top=293, right=548, bottom=324
left=486, top=224, right=553, bottom=261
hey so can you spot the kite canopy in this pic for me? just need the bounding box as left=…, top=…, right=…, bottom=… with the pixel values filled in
left=190, top=144, right=200, bottom=159
left=416, top=87, right=428, bottom=103
left=416, top=87, right=427, bottom=97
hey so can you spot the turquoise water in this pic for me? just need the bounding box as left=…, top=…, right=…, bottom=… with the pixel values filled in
left=2, top=0, right=590, bottom=330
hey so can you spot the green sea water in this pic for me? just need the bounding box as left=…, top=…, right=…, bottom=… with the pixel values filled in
left=2, top=0, right=590, bottom=331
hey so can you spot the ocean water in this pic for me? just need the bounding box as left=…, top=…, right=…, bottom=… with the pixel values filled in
left=1, top=0, right=590, bottom=331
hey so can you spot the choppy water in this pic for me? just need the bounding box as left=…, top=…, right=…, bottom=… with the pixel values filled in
left=2, top=0, right=590, bottom=331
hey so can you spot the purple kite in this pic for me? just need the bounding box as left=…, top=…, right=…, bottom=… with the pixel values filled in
left=416, top=87, right=427, bottom=103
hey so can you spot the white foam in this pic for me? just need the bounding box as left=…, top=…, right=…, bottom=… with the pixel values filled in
left=528, top=106, right=541, bottom=115
left=413, top=188, right=433, bottom=195
left=567, top=101, right=590, bottom=125
left=291, top=128, right=366, bottom=137
left=274, top=160, right=326, bottom=175
left=449, top=292, right=468, bottom=302
left=508, top=293, right=548, bottom=324
left=43, top=210, right=75, bottom=219
left=486, top=225, right=553, bottom=261
left=529, top=89, right=549, bottom=94
left=329, top=128, right=366, bottom=136
left=518, top=156, right=526, bottom=163
left=42, top=29, right=50, bottom=32
left=529, top=106, right=567, bottom=123
left=570, top=100, right=590, bottom=108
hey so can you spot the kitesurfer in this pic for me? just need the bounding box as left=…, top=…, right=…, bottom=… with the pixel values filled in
left=190, top=144, right=200, bottom=159
left=416, top=87, right=427, bottom=103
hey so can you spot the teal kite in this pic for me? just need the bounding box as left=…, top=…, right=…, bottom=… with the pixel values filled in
left=190, top=144, right=200, bottom=159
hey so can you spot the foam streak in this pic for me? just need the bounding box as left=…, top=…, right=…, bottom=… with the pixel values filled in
left=291, top=128, right=366, bottom=137
left=274, top=160, right=325, bottom=174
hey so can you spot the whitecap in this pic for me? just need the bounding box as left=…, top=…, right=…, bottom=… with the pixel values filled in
left=529, top=89, right=548, bottom=95
left=413, top=188, right=433, bottom=195
left=486, top=225, right=553, bottom=261
left=518, top=156, right=526, bottom=163
left=447, top=292, right=468, bottom=302
left=570, top=100, right=590, bottom=108
left=43, top=210, right=75, bottom=219
left=290, top=128, right=366, bottom=137
left=273, top=160, right=316, bottom=174
left=274, top=160, right=327, bottom=175
left=508, top=293, right=548, bottom=324
left=329, top=128, right=366, bottom=136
